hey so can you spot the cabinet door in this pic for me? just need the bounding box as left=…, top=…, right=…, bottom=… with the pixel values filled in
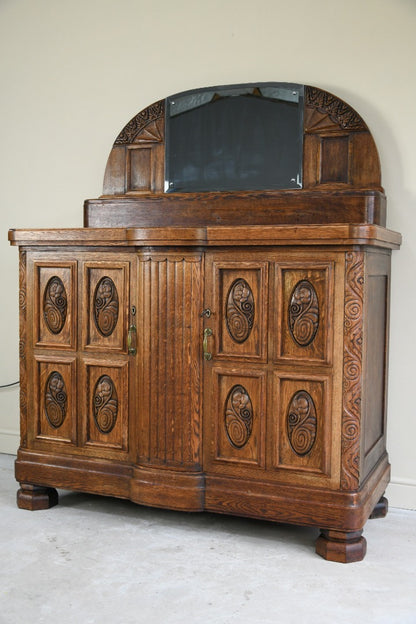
left=203, top=250, right=343, bottom=489
left=203, top=253, right=268, bottom=476
left=26, top=251, right=135, bottom=460
left=28, top=256, right=78, bottom=449
left=78, top=255, right=134, bottom=459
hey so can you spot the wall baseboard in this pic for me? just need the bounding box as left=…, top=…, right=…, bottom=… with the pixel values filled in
left=387, top=479, right=416, bottom=511
left=0, top=429, right=19, bottom=456
left=1, top=431, right=415, bottom=510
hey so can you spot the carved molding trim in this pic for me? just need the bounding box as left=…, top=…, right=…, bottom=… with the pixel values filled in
left=287, top=390, right=317, bottom=456
left=93, top=276, right=119, bottom=337
left=224, top=385, right=253, bottom=449
left=43, top=276, right=67, bottom=334
left=225, top=278, right=255, bottom=343
left=44, top=372, right=67, bottom=429
left=93, top=375, right=118, bottom=434
left=341, top=251, right=364, bottom=490
left=305, top=86, right=366, bottom=132
left=288, top=280, right=319, bottom=347
left=19, top=251, right=27, bottom=446
left=114, top=99, right=165, bottom=145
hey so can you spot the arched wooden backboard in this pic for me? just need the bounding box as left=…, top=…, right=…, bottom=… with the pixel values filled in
left=102, top=83, right=381, bottom=196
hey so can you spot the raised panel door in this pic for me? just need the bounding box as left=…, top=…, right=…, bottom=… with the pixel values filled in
left=78, top=253, right=135, bottom=460
left=203, top=253, right=268, bottom=478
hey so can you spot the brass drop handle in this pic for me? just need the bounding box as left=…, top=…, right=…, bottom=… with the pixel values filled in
left=128, top=305, right=137, bottom=355
left=203, top=327, right=213, bottom=361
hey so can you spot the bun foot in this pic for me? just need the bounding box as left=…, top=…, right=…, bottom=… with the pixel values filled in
left=17, top=484, right=59, bottom=510
left=369, top=495, right=388, bottom=519
left=316, top=529, right=367, bottom=563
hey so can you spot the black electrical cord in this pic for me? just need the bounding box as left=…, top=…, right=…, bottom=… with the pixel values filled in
left=0, top=381, right=20, bottom=388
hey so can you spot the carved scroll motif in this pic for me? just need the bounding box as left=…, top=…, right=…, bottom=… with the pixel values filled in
left=305, top=86, right=366, bottom=131
left=45, top=372, right=67, bottom=429
left=288, top=280, right=319, bottom=347
left=226, top=279, right=255, bottom=343
left=114, top=99, right=165, bottom=145
left=94, top=277, right=119, bottom=337
left=43, top=276, right=67, bottom=334
left=341, top=251, right=364, bottom=490
left=93, top=375, right=118, bottom=434
left=225, top=385, right=253, bottom=449
left=19, top=251, right=27, bottom=445
left=287, top=390, right=317, bottom=456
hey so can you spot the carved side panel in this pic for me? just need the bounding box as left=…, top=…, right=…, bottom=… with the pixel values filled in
left=277, top=263, right=333, bottom=364
left=18, top=251, right=27, bottom=447
left=274, top=374, right=329, bottom=477
left=35, top=357, right=76, bottom=444
left=139, top=254, right=203, bottom=468
left=81, top=360, right=128, bottom=452
left=83, top=262, right=129, bottom=353
left=213, top=262, right=268, bottom=361
left=341, top=251, right=364, bottom=490
left=36, top=263, right=76, bottom=349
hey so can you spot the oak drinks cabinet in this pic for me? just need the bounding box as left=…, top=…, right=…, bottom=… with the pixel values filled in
left=9, top=83, right=401, bottom=562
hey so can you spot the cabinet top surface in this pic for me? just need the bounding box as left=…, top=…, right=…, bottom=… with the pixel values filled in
left=8, top=224, right=402, bottom=249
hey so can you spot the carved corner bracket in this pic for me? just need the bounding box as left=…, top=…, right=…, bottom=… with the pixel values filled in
left=114, top=99, right=165, bottom=145
left=304, top=86, right=366, bottom=133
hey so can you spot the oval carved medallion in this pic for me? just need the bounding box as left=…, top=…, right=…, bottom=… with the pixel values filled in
left=43, top=276, right=67, bottom=334
left=93, top=375, right=118, bottom=434
left=225, top=279, right=255, bottom=343
left=287, top=390, right=317, bottom=456
left=94, top=277, right=119, bottom=337
left=225, top=385, right=253, bottom=449
left=44, top=371, right=67, bottom=428
left=288, top=280, right=319, bottom=347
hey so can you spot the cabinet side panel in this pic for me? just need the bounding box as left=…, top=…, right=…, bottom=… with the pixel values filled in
left=362, top=251, right=391, bottom=481
left=139, top=254, right=202, bottom=470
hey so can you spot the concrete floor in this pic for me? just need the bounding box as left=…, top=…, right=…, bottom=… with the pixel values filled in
left=1, top=454, right=415, bottom=624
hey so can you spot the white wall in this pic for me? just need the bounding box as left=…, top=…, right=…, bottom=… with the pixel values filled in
left=1, top=0, right=415, bottom=508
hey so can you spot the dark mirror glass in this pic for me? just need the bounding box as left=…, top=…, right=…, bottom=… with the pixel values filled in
left=165, top=83, right=303, bottom=193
